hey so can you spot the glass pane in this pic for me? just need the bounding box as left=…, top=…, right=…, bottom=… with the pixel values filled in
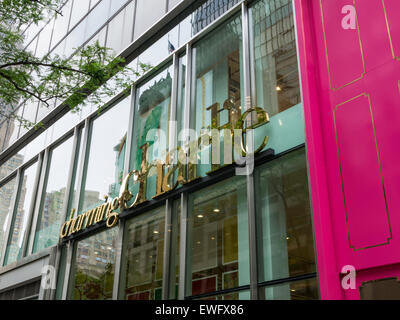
left=192, top=0, right=241, bottom=35
left=168, top=0, right=181, bottom=10
left=70, top=228, right=117, bottom=300
left=255, top=148, right=316, bottom=282
left=51, top=0, right=73, bottom=50
left=195, top=290, right=250, bottom=300
left=84, top=0, right=111, bottom=43
left=187, top=176, right=249, bottom=297
left=0, top=177, right=18, bottom=263
left=106, top=2, right=134, bottom=54
left=69, top=0, right=91, bottom=29
left=133, top=0, right=167, bottom=40
left=35, top=22, right=53, bottom=58
left=260, top=278, right=319, bottom=300
left=68, top=129, right=85, bottom=218
left=19, top=101, right=38, bottom=137
left=4, top=162, right=39, bottom=265
left=0, top=154, right=24, bottom=181
left=123, top=206, right=165, bottom=300
left=80, top=97, right=130, bottom=213
left=250, top=0, right=303, bottom=154
left=191, top=14, right=243, bottom=177
left=130, top=65, right=173, bottom=199
left=33, top=137, right=74, bottom=253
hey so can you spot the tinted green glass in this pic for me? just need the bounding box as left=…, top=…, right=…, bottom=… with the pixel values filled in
left=190, top=14, right=243, bottom=177
left=80, top=97, right=130, bottom=214
left=255, top=149, right=316, bottom=282
left=33, top=138, right=74, bottom=254
left=123, top=206, right=165, bottom=300
left=250, top=0, right=304, bottom=154
left=5, top=162, right=38, bottom=265
left=260, top=278, right=319, bottom=300
left=187, top=176, right=249, bottom=297
left=0, top=177, right=17, bottom=263
left=70, top=228, right=118, bottom=300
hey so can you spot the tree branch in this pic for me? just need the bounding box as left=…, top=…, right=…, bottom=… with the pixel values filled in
left=0, top=60, right=90, bottom=76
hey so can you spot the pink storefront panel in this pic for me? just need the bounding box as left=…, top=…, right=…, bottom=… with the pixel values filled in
left=294, top=0, right=400, bottom=299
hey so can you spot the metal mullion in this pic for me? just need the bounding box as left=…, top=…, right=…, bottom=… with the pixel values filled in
left=248, top=3, right=257, bottom=105
left=177, top=43, right=192, bottom=300
left=241, top=1, right=259, bottom=300
left=183, top=43, right=192, bottom=147
left=162, top=200, right=173, bottom=299
left=61, top=240, right=74, bottom=300
left=162, top=53, right=179, bottom=300
left=73, top=118, right=91, bottom=212
left=178, top=192, right=189, bottom=300
left=169, top=53, right=179, bottom=153
left=0, top=169, right=21, bottom=267
left=112, top=219, right=125, bottom=300
left=123, top=85, right=136, bottom=177
left=26, top=150, right=49, bottom=256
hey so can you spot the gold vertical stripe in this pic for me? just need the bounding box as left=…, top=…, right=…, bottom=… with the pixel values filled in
left=333, top=93, right=392, bottom=251
left=382, top=0, right=400, bottom=61
left=320, top=0, right=366, bottom=91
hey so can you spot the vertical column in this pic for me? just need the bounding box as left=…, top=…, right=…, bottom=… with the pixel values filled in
left=27, top=150, right=48, bottom=255
left=242, top=1, right=259, bottom=300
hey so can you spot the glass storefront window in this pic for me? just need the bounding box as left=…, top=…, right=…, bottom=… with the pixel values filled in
left=195, top=290, right=250, bottom=300
left=32, top=137, right=74, bottom=253
left=130, top=65, right=173, bottom=199
left=250, top=0, right=304, bottom=154
left=122, top=206, right=166, bottom=300
left=260, top=278, right=319, bottom=300
left=255, top=148, right=316, bottom=283
left=0, top=177, right=18, bottom=263
left=80, top=97, right=130, bottom=214
left=190, top=14, right=243, bottom=176
left=4, top=162, right=39, bottom=265
left=186, top=176, right=249, bottom=297
left=70, top=228, right=118, bottom=300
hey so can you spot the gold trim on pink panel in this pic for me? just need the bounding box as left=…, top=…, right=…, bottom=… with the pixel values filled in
left=320, top=0, right=366, bottom=91
left=333, top=93, right=392, bottom=251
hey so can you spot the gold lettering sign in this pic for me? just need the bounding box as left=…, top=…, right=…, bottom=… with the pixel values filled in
left=60, top=106, right=270, bottom=239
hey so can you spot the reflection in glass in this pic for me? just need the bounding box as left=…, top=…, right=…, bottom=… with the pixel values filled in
left=123, top=206, right=165, bottom=300
left=70, top=228, right=117, bottom=300
left=260, top=278, right=319, bottom=300
left=130, top=65, right=173, bottom=199
left=191, top=14, right=243, bottom=176
left=191, top=0, right=241, bottom=35
left=5, top=162, right=38, bottom=265
left=0, top=177, right=17, bottom=263
left=196, top=290, right=250, bottom=300
left=255, top=149, right=316, bottom=282
left=33, top=138, right=74, bottom=253
left=80, top=97, right=130, bottom=214
left=187, top=176, right=249, bottom=297
left=250, top=0, right=304, bottom=154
